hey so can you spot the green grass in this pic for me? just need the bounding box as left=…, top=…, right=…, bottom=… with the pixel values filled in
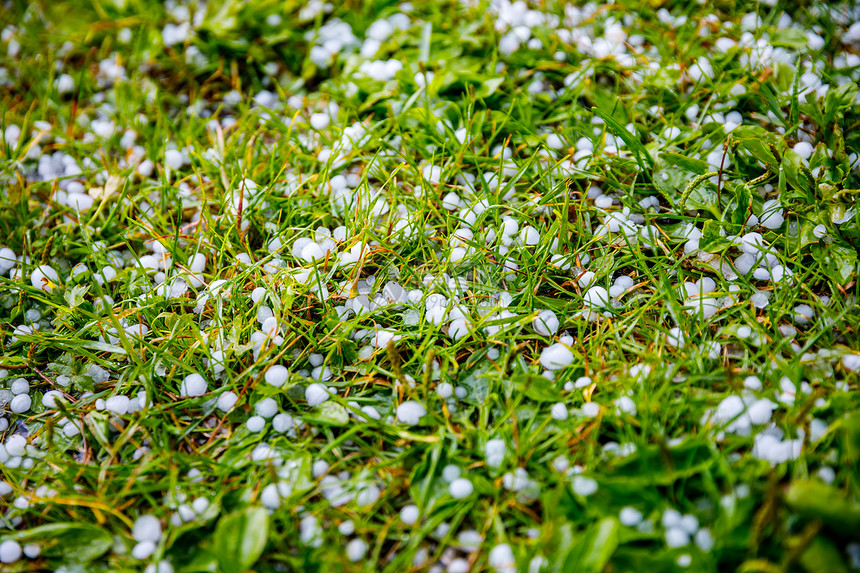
left=1, top=0, right=860, bottom=572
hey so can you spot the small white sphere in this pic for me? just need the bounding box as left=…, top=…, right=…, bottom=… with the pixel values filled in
left=305, top=383, right=329, bottom=407
left=582, top=402, right=600, bottom=418
left=246, top=416, right=266, bottom=432
left=583, top=286, right=609, bottom=308
left=619, top=506, right=643, bottom=526
left=42, top=390, right=63, bottom=408
left=105, top=395, right=130, bottom=415
left=261, top=484, right=281, bottom=509
left=310, top=113, right=330, bottom=130
left=532, top=310, right=559, bottom=336
left=488, top=543, right=516, bottom=571
left=31, top=265, right=60, bottom=292
left=132, top=541, right=156, bottom=560
left=0, top=540, right=22, bottom=563
left=550, top=403, right=568, bottom=421
left=400, top=504, right=420, bottom=525
left=436, top=382, right=454, bottom=399
left=180, top=373, right=207, bottom=397
left=255, top=398, right=279, bottom=419
left=133, top=514, right=162, bottom=542
left=265, top=365, right=289, bottom=387
left=346, top=538, right=367, bottom=562
left=10, top=394, right=31, bottom=414
left=217, top=391, right=238, bottom=412
left=449, top=477, right=474, bottom=499
left=397, top=400, right=426, bottom=425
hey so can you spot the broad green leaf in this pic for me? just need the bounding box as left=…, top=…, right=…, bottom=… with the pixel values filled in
left=730, top=183, right=753, bottom=227
left=214, top=507, right=269, bottom=573
left=561, top=518, right=620, bottom=572
left=460, top=367, right=492, bottom=405
left=305, top=401, right=349, bottom=426
left=659, top=152, right=708, bottom=174
left=8, top=522, right=112, bottom=564
left=784, top=480, right=860, bottom=531
left=842, top=411, right=860, bottom=463
left=799, top=536, right=848, bottom=573
left=519, top=374, right=563, bottom=403
left=63, top=284, right=89, bottom=308
left=812, top=243, right=857, bottom=284
left=771, top=27, right=810, bottom=49
left=782, top=148, right=814, bottom=194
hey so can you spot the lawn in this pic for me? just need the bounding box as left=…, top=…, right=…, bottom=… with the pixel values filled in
left=1, top=0, right=860, bottom=571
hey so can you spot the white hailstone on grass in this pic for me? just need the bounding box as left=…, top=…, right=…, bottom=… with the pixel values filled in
left=582, top=402, right=600, bottom=418
left=519, top=226, right=540, bottom=246
left=133, top=515, right=162, bottom=543
left=338, top=520, right=355, bottom=535
left=164, top=149, right=184, bottom=170
left=305, top=383, right=329, bottom=407
left=489, top=543, right=516, bottom=573
left=793, top=142, right=813, bottom=161
left=442, top=467, right=460, bottom=484
left=695, top=528, right=714, bottom=552
left=818, top=466, right=836, bottom=484
left=310, top=113, right=330, bottom=130
left=843, top=354, right=860, bottom=371
left=751, top=432, right=802, bottom=465
left=217, top=391, right=238, bottom=412
left=583, top=286, right=609, bottom=308
left=355, top=483, right=381, bottom=506
left=3, top=434, right=27, bottom=456
left=255, top=398, right=278, bottom=419
left=10, top=394, right=30, bottom=413
left=532, top=310, right=559, bottom=336
left=397, top=400, right=426, bottom=425
left=30, top=265, right=60, bottom=292
left=22, top=544, right=39, bottom=558
left=485, top=438, right=507, bottom=469
left=750, top=291, right=770, bottom=309
left=133, top=542, right=156, bottom=559
left=571, top=476, right=598, bottom=496
left=265, top=365, right=289, bottom=387
left=614, top=396, right=636, bottom=415
left=0, top=540, right=22, bottom=564
left=550, top=403, right=568, bottom=421
left=10, top=378, right=28, bottom=395
left=448, top=318, right=469, bottom=340
left=759, top=199, right=784, bottom=229
left=272, top=413, right=294, bottom=433
left=540, top=343, right=574, bottom=370
left=665, top=527, right=690, bottom=548
left=619, top=506, right=644, bottom=526
left=105, top=395, right=130, bottom=415
left=812, top=224, right=827, bottom=239
left=246, top=416, right=266, bottom=433
left=144, top=560, right=174, bottom=573
left=400, top=504, right=420, bottom=525
left=436, top=382, right=454, bottom=399
left=679, top=514, right=698, bottom=534
left=300, top=516, right=323, bottom=547
left=261, top=484, right=281, bottom=509
left=346, top=538, right=367, bottom=562
left=666, top=327, right=685, bottom=348
left=42, top=390, right=63, bottom=408
left=449, top=477, right=474, bottom=499
left=180, top=373, right=207, bottom=397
